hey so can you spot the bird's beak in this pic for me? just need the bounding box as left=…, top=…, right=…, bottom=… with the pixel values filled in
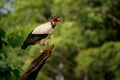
left=57, top=18, right=61, bottom=22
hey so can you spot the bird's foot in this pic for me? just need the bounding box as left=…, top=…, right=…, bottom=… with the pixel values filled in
left=40, top=49, right=44, bottom=53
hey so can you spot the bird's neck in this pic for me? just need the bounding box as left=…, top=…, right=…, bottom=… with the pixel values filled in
left=51, top=21, right=56, bottom=28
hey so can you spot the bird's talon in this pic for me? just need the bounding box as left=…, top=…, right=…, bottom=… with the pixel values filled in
left=40, top=50, right=44, bottom=53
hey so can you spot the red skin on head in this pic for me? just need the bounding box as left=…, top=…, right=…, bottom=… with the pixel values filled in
left=52, top=17, right=61, bottom=24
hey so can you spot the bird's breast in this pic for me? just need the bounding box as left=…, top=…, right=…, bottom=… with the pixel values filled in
left=48, top=28, right=54, bottom=35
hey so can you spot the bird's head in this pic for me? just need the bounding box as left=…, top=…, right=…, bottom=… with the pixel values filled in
left=51, top=16, right=61, bottom=24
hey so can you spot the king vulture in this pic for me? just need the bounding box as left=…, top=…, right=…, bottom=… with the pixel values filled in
left=21, top=16, right=61, bottom=51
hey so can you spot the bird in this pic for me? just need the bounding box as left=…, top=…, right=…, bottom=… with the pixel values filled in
left=21, top=16, right=61, bottom=52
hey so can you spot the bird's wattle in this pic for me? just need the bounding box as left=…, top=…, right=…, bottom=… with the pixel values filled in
left=57, top=18, right=61, bottom=22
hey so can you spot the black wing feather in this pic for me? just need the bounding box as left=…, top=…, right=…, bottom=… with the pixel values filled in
left=21, top=32, right=48, bottom=49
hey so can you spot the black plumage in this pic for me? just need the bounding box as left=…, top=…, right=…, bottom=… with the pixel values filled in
left=21, top=32, right=48, bottom=49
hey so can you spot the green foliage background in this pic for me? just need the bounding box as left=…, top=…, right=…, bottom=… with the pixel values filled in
left=0, top=0, right=120, bottom=80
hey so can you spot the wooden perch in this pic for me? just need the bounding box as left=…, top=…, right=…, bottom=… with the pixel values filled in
left=19, top=45, right=54, bottom=80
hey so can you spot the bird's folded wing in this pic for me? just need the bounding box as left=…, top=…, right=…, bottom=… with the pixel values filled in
left=24, top=33, right=48, bottom=45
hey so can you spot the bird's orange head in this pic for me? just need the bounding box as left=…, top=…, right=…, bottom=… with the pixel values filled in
left=51, top=16, right=61, bottom=23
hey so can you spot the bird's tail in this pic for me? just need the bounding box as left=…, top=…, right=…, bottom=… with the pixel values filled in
left=21, top=44, right=28, bottom=50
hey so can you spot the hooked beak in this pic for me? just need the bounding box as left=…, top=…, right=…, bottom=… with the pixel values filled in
left=57, top=18, right=61, bottom=22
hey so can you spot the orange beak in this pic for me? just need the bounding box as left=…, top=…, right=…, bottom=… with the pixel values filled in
left=57, top=18, right=61, bottom=22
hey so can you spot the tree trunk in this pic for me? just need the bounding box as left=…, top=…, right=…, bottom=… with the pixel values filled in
left=19, top=45, right=54, bottom=80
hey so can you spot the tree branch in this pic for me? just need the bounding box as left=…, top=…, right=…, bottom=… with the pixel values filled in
left=19, top=45, right=54, bottom=80
left=101, top=10, right=120, bottom=25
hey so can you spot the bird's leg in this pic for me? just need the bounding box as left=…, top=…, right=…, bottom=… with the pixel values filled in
left=49, top=34, right=54, bottom=45
left=40, top=39, right=46, bottom=53
left=40, top=45, right=45, bottom=53
left=50, top=34, right=54, bottom=44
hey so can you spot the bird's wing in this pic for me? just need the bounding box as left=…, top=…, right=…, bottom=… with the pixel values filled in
left=32, top=22, right=52, bottom=34
left=23, top=22, right=52, bottom=45
left=23, top=32, right=48, bottom=45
